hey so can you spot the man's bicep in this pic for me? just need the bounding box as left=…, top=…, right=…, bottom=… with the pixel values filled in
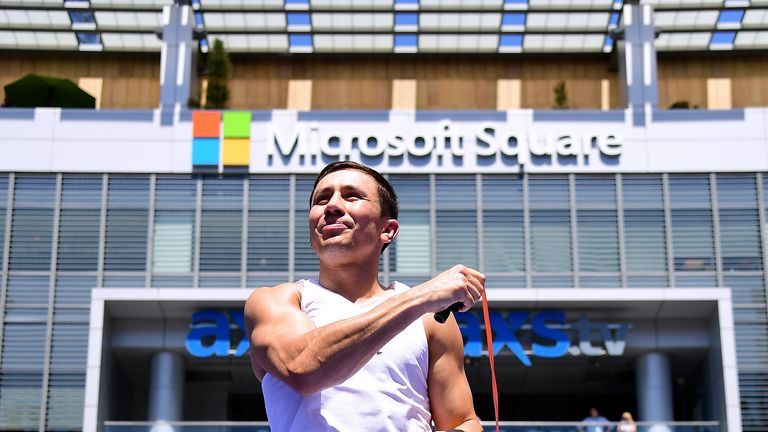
left=426, top=316, right=480, bottom=432
left=245, top=285, right=316, bottom=375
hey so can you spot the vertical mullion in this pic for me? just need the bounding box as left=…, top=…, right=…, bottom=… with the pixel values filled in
left=241, top=176, right=249, bottom=289
left=523, top=174, right=532, bottom=288
left=0, top=173, right=15, bottom=361
left=755, top=173, right=768, bottom=317
left=39, top=173, right=62, bottom=432
left=144, top=175, right=156, bottom=288
left=662, top=173, right=676, bottom=287
left=569, top=173, right=579, bottom=288
left=193, top=176, right=202, bottom=288
left=711, top=173, right=725, bottom=287
left=429, top=174, right=436, bottom=276
left=476, top=174, right=484, bottom=273
left=616, top=174, right=628, bottom=288
left=288, top=175, right=296, bottom=282
left=96, top=174, right=108, bottom=288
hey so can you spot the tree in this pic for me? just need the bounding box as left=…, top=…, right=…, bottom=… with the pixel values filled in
left=205, top=39, right=231, bottom=109
left=553, top=81, right=569, bottom=109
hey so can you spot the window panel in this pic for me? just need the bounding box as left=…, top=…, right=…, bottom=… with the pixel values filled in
left=55, top=276, right=95, bottom=306
left=669, top=176, right=715, bottom=271
left=389, top=175, right=431, bottom=274
left=530, top=175, right=571, bottom=273
left=249, top=177, right=290, bottom=272
left=576, top=176, right=618, bottom=273
left=104, top=176, right=149, bottom=271
left=10, top=175, right=55, bottom=271
left=1, top=323, right=46, bottom=371
left=0, top=175, right=7, bottom=265
left=50, top=324, right=88, bottom=372
left=58, top=176, right=101, bottom=271
left=436, top=176, right=477, bottom=270
left=739, top=372, right=768, bottom=432
left=718, top=175, right=762, bottom=272
left=46, top=374, right=85, bottom=430
left=0, top=373, right=42, bottom=430
left=153, top=177, right=196, bottom=273
left=726, top=275, right=766, bottom=306
left=6, top=276, right=48, bottom=307
left=201, top=177, right=243, bottom=272
left=482, top=176, right=524, bottom=273
left=735, top=323, right=768, bottom=370
left=294, top=176, right=317, bottom=274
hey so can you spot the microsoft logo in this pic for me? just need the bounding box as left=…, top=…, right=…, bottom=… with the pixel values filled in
left=192, top=111, right=251, bottom=172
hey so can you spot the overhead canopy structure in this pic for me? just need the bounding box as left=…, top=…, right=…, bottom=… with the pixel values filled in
left=0, top=0, right=766, bottom=53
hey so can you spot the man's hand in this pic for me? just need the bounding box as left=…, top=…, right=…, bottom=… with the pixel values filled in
left=413, top=265, right=486, bottom=313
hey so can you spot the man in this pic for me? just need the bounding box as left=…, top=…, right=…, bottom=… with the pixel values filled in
left=581, top=407, right=610, bottom=432
left=244, top=161, right=485, bottom=431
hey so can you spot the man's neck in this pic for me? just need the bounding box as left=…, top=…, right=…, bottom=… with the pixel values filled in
left=317, top=260, right=385, bottom=304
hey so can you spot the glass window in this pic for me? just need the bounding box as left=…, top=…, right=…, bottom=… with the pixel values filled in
left=389, top=176, right=430, bottom=274
left=725, top=275, right=766, bottom=306
left=717, top=175, right=762, bottom=272
left=436, top=176, right=477, bottom=270
left=6, top=276, right=49, bottom=307
left=294, top=176, right=317, bottom=275
left=104, top=176, right=149, bottom=272
left=46, top=374, right=85, bottom=430
left=200, top=176, right=244, bottom=272
left=249, top=176, right=290, bottom=272
left=50, top=324, right=88, bottom=372
left=153, top=176, right=196, bottom=273
left=75, top=32, right=101, bottom=45
left=623, top=175, right=667, bottom=272
left=55, top=276, right=95, bottom=306
left=668, top=175, right=715, bottom=271
left=575, top=176, right=619, bottom=273
left=58, top=176, right=101, bottom=271
left=10, top=175, right=55, bottom=271
left=1, top=323, right=46, bottom=371
left=69, top=10, right=95, bottom=24
left=529, top=175, right=571, bottom=273
left=739, top=372, right=768, bottom=432
left=0, top=373, right=43, bottom=430
left=482, top=175, right=524, bottom=273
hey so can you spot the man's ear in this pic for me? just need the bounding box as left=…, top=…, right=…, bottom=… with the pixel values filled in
left=381, top=219, right=399, bottom=244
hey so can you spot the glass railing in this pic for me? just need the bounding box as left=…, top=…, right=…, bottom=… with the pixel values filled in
left=104, top=420, right=721, bottom=432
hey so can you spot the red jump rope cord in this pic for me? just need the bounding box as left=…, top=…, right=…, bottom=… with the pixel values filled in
left=480, top=290, right=499, bottom=432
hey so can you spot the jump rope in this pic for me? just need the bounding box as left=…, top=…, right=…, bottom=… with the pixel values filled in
left=435, top=292, right=499, bottom=432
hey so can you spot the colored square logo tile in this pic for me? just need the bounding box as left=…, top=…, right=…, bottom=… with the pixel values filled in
left=223, top=111, right=251, bottom=139
left=222, top=138, right=250, bottom=166
left=192, top=137, right=220, bottom=166
left=193, top=111, right=221, bottom=138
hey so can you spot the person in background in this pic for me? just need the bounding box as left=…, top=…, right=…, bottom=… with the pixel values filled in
left=581, top=407, right=611, bottom=432
left=616, top=412, right=637, bottom=432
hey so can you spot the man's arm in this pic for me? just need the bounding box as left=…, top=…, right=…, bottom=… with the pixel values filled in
left=425, top=313, right=483, bottom=432
left=244, top=265, right=485, bottom=396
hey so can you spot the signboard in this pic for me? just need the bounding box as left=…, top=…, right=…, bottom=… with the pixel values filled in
left=186, top=309, right=630, bottom=367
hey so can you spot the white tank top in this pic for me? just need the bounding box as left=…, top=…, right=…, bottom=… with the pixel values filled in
left=261, top=279, right=432, bottom=432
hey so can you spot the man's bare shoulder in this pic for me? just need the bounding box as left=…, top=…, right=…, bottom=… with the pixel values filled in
left=245, top=282, right=304, bottom=319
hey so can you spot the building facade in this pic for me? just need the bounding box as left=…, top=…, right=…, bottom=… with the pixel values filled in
left=1, top=1, right=768, bottom=432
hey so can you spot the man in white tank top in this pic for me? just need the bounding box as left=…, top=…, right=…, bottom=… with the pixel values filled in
left=244, top=161, right=485, bottom=431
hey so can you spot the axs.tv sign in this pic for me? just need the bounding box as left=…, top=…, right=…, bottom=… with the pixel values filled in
left=186, top=310, right=631, bottom=367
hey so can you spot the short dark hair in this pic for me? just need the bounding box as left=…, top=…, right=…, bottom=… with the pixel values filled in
left=311, top=161, right=398, bottom=221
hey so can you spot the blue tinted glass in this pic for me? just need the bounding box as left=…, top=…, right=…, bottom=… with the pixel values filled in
left=711, top=31, right=736, bottom=45
left=69, top=11, right=95, bottom=24
left=287, top=12, right=311, bottom=26
left=195, top=12, right=204, bottom=27
left=504, top=0, right=527, bottom=5
left=500, top=34, right=523, bottom=47
left=395, top=0, right=419, bottom=4
left=502, top=13, right=525, bottom=26
left=604, top=35, right=614, bottom=47
left=718, top=9, right=744, bottom=24
left=395, top=12, right=418, bottom=26
left=289, top=34, right=312, bottom=47
left=285, top=0, right=309, bottom=4
left=395, top=34, right=417, bottom=47
left=76, top=32, right=101, bottom=45
left=609, top=12, right=620, bottom=27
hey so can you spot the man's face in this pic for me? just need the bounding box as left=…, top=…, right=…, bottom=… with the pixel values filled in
left=309, top=169, right=390, bottom=260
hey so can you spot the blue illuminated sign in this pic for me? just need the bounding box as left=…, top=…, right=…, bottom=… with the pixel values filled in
left=185, top=309, right=630, bottom=367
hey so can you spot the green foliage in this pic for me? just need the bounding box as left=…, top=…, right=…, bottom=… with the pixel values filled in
left=553, top=81, right=569, bottom=109
left=205, top=39, right=231, bottom=109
